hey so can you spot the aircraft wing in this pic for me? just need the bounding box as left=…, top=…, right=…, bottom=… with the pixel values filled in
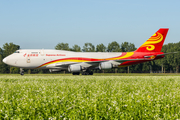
left=46, top=62, right=75, bottom=68
left=88, top=58, right=152, bottom=69
left=46, top=58, right=151, bottom=68
left=86, top=58, right=151, bottom=64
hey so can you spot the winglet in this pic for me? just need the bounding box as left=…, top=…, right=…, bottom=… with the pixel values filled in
left=135, top=28, right=169, bottom=52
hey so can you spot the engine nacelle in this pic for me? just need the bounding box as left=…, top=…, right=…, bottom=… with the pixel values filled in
left=99, top=62, right=112, bottom=70
left=68, top=65, right=81, bottom=72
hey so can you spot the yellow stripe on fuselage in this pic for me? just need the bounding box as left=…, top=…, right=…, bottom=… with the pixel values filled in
left=106, top=52, right=134, bottom=60
left=39, top=52, right=134, bottom=68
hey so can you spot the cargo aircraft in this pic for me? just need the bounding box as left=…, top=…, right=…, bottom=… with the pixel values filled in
left=2, top=28, right=176, bottom=75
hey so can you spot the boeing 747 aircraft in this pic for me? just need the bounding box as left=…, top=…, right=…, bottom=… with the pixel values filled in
left=3, top=28, right=176, bottom=75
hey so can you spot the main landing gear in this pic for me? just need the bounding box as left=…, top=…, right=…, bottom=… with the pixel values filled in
left=72, top=72, right=80, bottom=75
left=20, top=68, right=24, bottom=75
left=81, top=71, right=93, bottom=75
left=72, top=70, right=93, bottom=75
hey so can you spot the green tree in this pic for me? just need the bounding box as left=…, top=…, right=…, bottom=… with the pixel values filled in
left=107, top=41, right=121, bottom=52
left=71, top=44, right=81, bottom=52
left=3, top=43, right=20, bottom=57
left=82, top=43, right=95, bottom=52
left=55, top=43, right=70, bottom=50
left=96, top=43, right=106, bottom=52
left=121, top=42, right=136, bottom=52
left=0, top=48, right=3, bottom=64
left=154, top=42, right=180, bottom=73
left=164, top=42, right=180, bottom=73
left=10, top=67, right=20, bottom=74
left=0, top=48, right=3, bottom=72
left=1, top=43, right=20, bottom=73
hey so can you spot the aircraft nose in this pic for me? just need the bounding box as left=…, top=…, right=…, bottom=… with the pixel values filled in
left=3, top=58, right=7, bottom=63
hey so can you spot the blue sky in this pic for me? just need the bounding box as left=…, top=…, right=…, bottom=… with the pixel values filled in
left=0, top=0, right=180, bottom=49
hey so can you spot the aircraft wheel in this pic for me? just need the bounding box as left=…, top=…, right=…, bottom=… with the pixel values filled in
left=89, top=71, right=93, bottom=75
left=20, top=68, right=24, bottom=76
left=72, top=72, right=80, bottom=75
left=82, top=71, right=93, bottom=75
left=82, top=72, right=87, bottom=75
left=20, top=72, right=24, bottom=76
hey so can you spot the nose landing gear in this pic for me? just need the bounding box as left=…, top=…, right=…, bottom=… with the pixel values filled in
left=72, top=70, right=93, bottom=75
left=20, top=68, right=24, bottom=75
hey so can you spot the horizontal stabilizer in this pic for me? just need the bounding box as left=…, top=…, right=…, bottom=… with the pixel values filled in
left=144, top=52, right=177, bottom=60
left=156, top=52, right=178, bottom=57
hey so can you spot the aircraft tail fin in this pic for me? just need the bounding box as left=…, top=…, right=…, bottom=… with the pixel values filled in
left=135, top=28, right=169, bottom=52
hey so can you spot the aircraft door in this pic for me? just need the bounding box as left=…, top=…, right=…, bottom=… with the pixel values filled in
left=27, top=55, right=31, bottom=63
left=40, top=49, right=44, bottom=56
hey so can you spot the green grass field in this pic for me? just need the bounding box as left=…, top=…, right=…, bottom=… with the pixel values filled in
left=0, top=74, right=180, bottom=119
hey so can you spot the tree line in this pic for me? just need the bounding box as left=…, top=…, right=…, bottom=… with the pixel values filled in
left=0, top=41, right=179, bottom=74
left=55, top=41, right=136, bottom=52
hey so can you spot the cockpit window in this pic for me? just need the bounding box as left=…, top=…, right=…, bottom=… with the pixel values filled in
left=14, top=51, right=20, bottom=53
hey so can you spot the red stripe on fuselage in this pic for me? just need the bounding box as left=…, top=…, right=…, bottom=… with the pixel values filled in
left=37, top=53, right=128, bottom=68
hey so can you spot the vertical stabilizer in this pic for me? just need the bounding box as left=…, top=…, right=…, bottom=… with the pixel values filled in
left=135, top=28, right=169, bottom=52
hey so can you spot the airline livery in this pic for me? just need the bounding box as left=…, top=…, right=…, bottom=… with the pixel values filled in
left=2, top=28, right=176, bottom=75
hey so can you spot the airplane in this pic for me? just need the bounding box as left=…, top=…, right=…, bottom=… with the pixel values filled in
left=2, top=28, right=176, bottom=75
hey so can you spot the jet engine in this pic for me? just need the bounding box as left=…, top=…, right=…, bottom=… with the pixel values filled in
left=99, top=62, right=112, bottom=70
left=68, top=65, right=82, bottom=72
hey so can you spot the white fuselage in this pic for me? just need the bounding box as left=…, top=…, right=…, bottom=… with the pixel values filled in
left=3, top=49, right=123, bottom=69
